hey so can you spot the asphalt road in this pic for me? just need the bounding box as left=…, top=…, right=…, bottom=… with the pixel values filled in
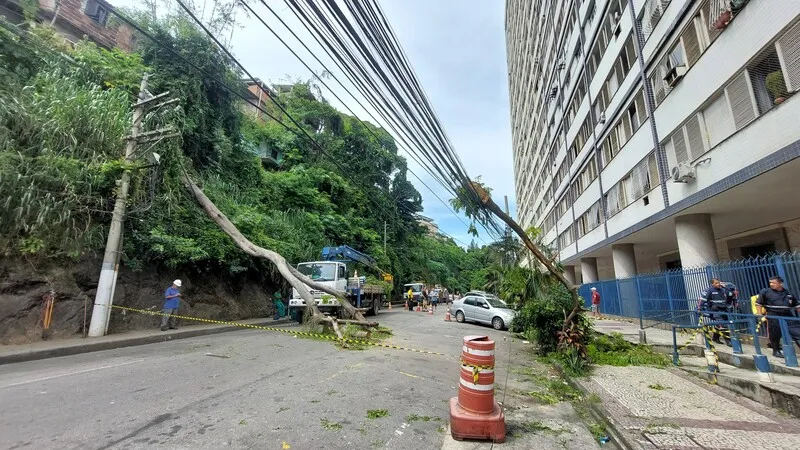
left=0, top=308, right=515, bottom=450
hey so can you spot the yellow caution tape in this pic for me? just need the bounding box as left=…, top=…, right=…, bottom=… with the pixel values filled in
left=459, top=357, right=494, bottom=383
left=109, top=305, right=450, bottom=357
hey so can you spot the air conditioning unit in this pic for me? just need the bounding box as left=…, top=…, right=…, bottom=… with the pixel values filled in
left=599, top=112, right=606, bottom=124
left=671, top=162, right=695, bottom=183
left=550, top=86, right=558, bottom=99
left=557, top=62, right=565, bottom=70
left=612, top=12, right=622, bottom=37
left=664, top=65, right=688, bottom=87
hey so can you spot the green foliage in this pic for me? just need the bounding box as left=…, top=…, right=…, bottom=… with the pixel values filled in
left=766, top=70, right=788, bottom=100
left=0, top=67, right=130, bottom=257
left=132, top=13, right=244, bottom=169
left=587, top=332, right=671, bottom=367
left=71, top=40, right=149, bottom=97
left=366, top=409, right=389, bottom=419
left=511, top=283, right=574, bottom=354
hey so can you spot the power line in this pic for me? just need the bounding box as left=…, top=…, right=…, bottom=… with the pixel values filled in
left=283, top=0, right=502, bottom=238
left=283, top=0, right=468, bottom=195
left=106, top=4, right=431, bottom=247
left=241, top=0, right=482, bottom=242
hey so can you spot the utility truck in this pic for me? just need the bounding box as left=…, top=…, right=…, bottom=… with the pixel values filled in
left=288, top=246, right=392, bottom=322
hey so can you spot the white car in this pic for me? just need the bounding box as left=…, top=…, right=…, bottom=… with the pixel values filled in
left=450, top=293, right=515, bottom=330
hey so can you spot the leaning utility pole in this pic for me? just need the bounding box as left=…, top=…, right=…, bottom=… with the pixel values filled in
left=88, top=74, right=179, bottom=337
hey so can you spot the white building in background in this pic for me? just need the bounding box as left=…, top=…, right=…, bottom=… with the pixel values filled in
left=506, top=0, right=800, bottom=284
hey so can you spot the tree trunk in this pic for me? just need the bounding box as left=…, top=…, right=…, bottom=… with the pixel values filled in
left=470, top=182, right=582, bottom=332
left=181, top=175, right=368, bottom=327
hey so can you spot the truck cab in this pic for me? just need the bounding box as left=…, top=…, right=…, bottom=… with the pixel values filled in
left=289, top=261, right=347, bottom=314
left=289, top=256, right=385, bottom=320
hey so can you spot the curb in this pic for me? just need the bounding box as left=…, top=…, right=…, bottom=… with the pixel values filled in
left=0, top=317, right=291, bottom=366
left=564, top=376, right=633, bottom=450
left=681, top=366, right=800, bottom=419
left=550, top=361, right=632, bottom=450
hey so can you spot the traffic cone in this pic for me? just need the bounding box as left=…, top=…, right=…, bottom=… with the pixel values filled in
left=450, top=335, right=505, bottom=442
left=388, top=300, right=392, bottom=310
left=405, top=299, right=408, bottom=310
left=428, top=305, right=433, bottom=315
left=444, top=310, right=451, bottom=321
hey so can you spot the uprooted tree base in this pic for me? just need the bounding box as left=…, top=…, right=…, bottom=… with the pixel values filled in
left=182, top=174, right=378, bottom=339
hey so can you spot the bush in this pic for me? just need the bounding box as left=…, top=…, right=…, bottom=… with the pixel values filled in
left=510, top=283, right=573, bottom=354
left=587, top=332, right=670, bottom=367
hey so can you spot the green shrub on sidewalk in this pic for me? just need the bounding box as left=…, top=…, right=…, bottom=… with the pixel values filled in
left=587, top=332, right=670, bottom=367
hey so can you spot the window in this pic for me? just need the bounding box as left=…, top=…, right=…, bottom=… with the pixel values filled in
left=558, top=225, right=574, bottom=250
left=701, top=93, right=735, bottom=150
left=725, top=71, right=757, bottom=130
left=640, top=0, right=671, bottom=41
left=605, top=153, right=659, bottom=217
left=682, top=20, right=702, bottom=66
left=776, top=20, right=800, bottom=94
left=85, top=0, right=109, bottom=26
left=576, top=201, right=604, bottom=238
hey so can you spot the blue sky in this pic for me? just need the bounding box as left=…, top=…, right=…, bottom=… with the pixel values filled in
left=119, top=0, right=515, bottom=247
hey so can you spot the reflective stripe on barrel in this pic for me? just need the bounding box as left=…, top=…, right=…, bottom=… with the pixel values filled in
left=458, top=336, right=496, bottom=413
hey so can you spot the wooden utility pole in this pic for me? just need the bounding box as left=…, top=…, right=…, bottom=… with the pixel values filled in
left=89, top=74, right=179, bottom=337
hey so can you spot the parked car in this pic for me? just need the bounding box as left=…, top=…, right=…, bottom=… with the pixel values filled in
left=464, top=291, right=508, bottom=306
left=450, top=293, right=515, bottom=330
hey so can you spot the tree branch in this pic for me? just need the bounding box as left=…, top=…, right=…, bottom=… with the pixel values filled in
left=468, top=181, right=582, bottom=332
left=181, top=173, right=369, bottom=324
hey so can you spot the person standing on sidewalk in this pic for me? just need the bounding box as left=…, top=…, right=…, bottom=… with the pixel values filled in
left=699, top=278, right=735, bottom=346
left=756, top=276, right=800, bottom=358
left=591, top=287, right=601, bottom=319
left=273, top=292, right=286, bottom=320
left=161, top=280, right=182, bottom=331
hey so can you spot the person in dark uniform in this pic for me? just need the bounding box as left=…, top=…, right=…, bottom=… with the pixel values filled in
left=756, top=276, right=800, bottom=358
left=698, top=278, right=735, bottom=346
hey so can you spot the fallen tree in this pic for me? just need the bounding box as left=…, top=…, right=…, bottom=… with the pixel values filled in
left=181, top=174, right=371, bottom=338
left=451, top=180, right=583, bottom=337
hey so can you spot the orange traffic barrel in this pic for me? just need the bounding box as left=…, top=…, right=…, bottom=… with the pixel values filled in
left=458, top=336, right=496, bottom=413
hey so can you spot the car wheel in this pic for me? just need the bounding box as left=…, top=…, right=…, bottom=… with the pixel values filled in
left=372, top=300, right=380, bottom=316
left=455, top=311, right=465, bottom=323
left=492, top=317, right=504, bottom=330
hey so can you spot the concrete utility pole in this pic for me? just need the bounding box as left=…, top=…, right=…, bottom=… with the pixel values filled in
left=383, top=220, right=387, bottom=253
left=89, top=74, right=179, bottom=337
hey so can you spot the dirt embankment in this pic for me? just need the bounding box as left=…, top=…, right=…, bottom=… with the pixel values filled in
left=0, top=257, right=279, bottom=344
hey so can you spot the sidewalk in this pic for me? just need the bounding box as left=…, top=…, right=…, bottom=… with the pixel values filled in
left=575, top=365, right=800, bottom=449
left=593, top=317, right=800, bottom=375
left=583, top=317, right=800, bottom=448
left=0, top=316, right=290, bottom=365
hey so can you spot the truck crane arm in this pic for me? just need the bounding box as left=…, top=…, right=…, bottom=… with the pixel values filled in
left=321, top=246, right=393, bottom=282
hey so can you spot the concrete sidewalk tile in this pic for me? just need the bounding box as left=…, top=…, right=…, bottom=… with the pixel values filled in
left=576, top=365, right=800, bottom=449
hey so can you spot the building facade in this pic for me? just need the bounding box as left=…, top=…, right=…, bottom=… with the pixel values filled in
left=506, top=0, right=800, bottom=284
left=1, top=0, right=133, bottom=50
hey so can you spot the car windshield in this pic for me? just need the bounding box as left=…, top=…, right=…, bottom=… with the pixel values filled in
left=486, top=298, right=507, bottom=308
left=404, top=283, right=423, bottom=292
left=297, top=263, right=337, bottom=281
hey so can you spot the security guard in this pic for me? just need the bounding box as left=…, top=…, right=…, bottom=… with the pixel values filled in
left=756, top=276, right=800, bottom=358
left=698, top=278, right=735, bottom=346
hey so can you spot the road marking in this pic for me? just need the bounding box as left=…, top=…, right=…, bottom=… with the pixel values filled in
left=398, top=371, right=419, bottom=378
left=0, top=359, right=145, bottom=389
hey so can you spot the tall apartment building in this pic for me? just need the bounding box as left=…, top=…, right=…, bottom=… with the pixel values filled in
left=506, top=0, right=800, bottom=284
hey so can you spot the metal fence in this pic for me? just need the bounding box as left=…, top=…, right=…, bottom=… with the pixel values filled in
left=579, top=253, right=800, bottom=328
